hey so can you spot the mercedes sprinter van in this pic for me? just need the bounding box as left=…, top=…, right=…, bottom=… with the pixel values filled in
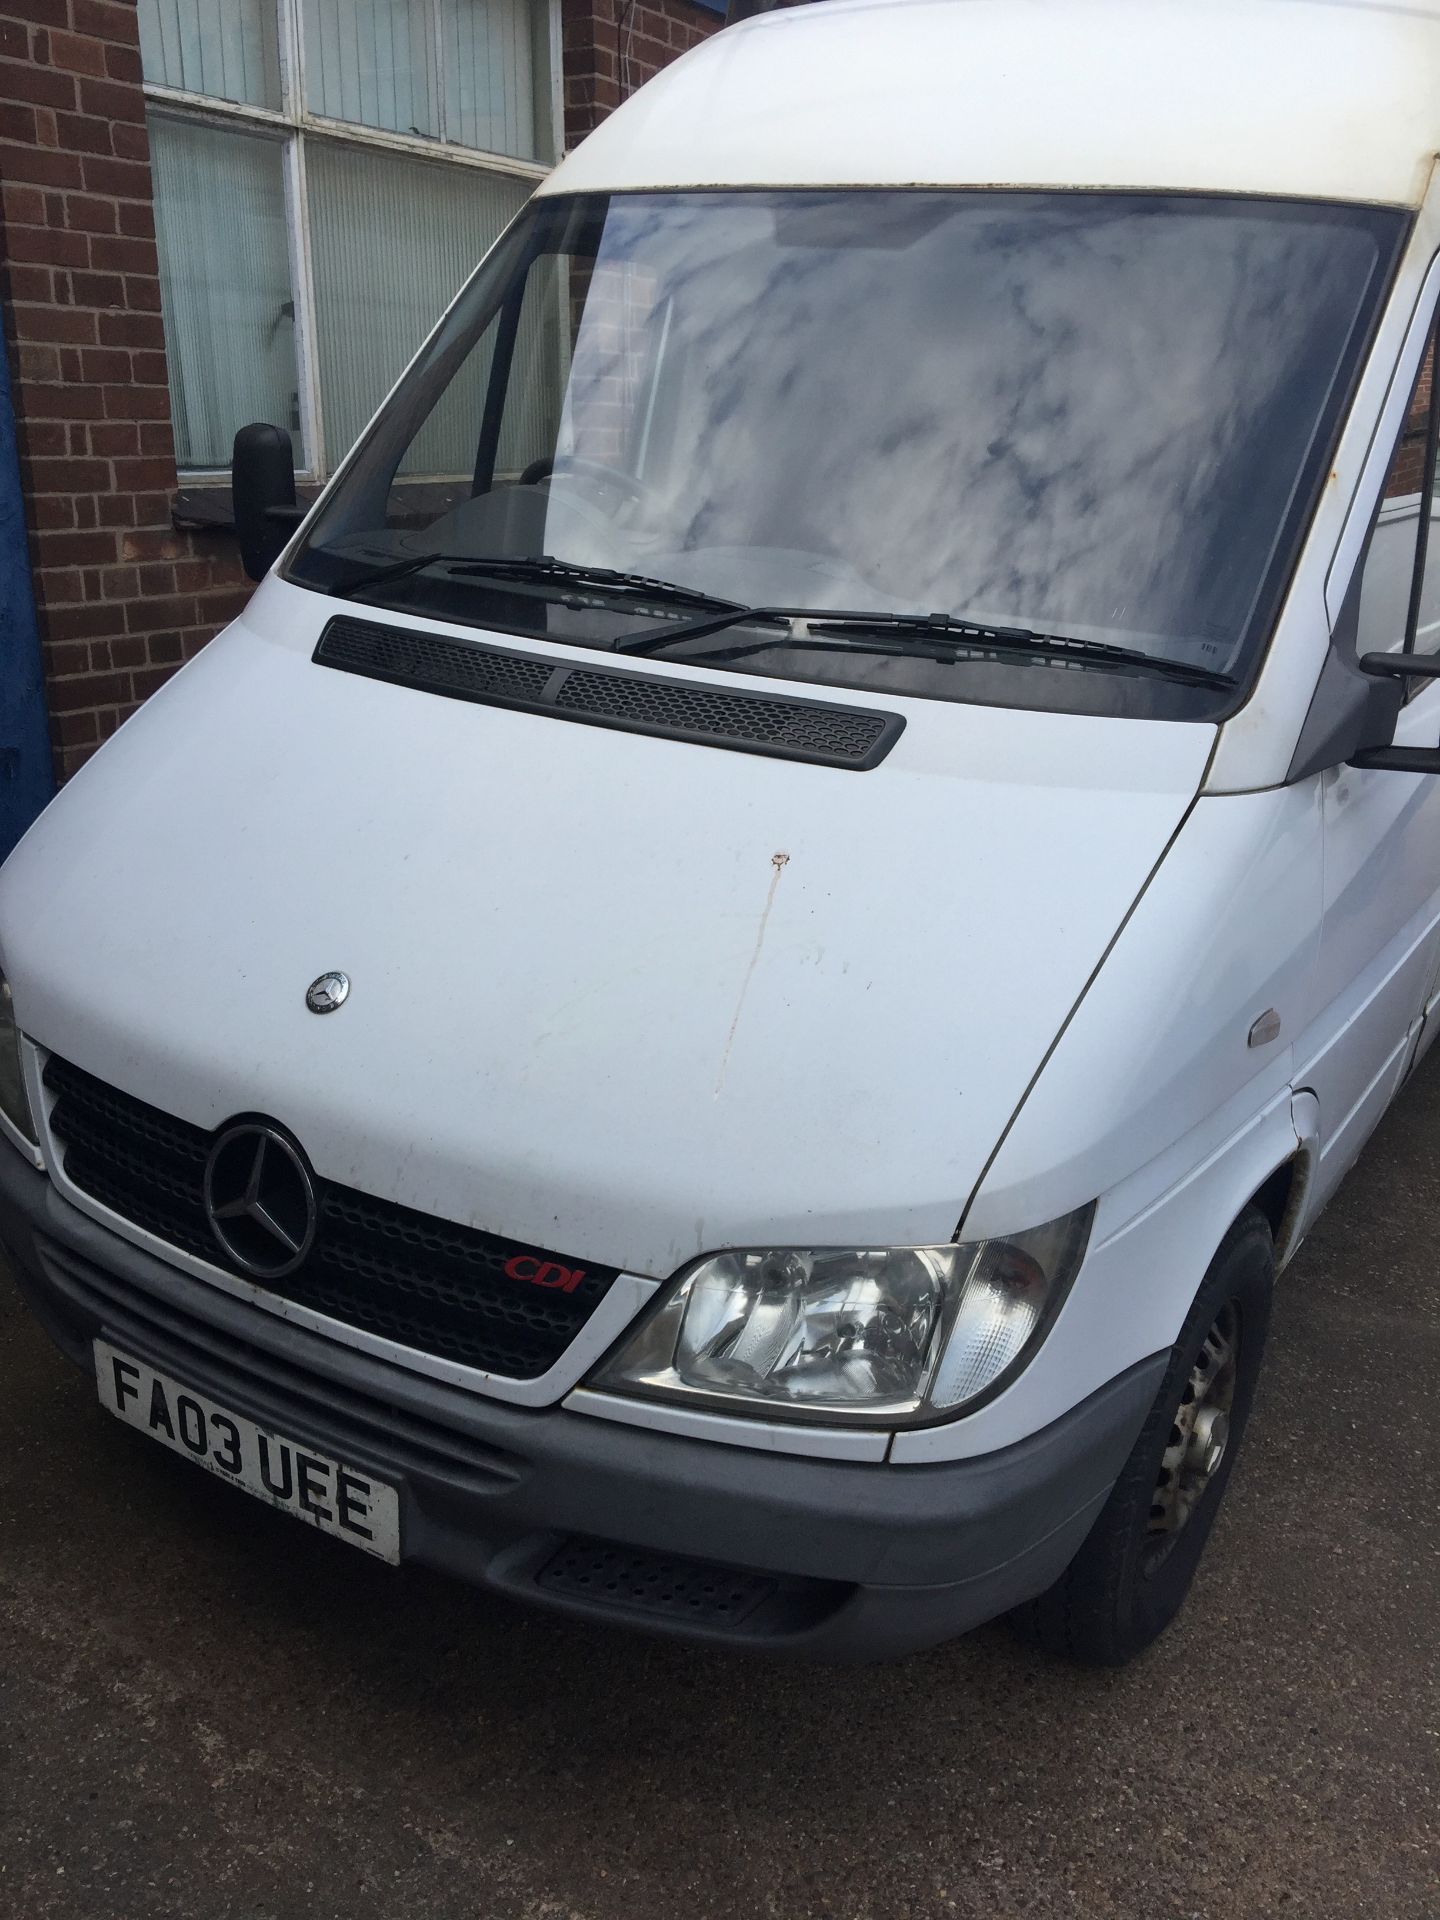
left=4, top=0, right=1440, bottom=1663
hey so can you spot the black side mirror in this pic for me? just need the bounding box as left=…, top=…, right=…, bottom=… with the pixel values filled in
left=232, top=423, right=302, bottom=582
left=1349, top=653, right=1440, bottom=772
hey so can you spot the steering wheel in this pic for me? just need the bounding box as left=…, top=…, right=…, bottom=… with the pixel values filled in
left=518, top=454, right=651, bottom=504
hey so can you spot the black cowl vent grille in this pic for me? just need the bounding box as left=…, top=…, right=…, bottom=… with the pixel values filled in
left=313, top=615, right=903, bottom=770
left=42, top=1053, right=619, bottom=1381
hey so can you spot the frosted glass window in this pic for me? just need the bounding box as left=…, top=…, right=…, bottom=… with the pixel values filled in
left=140, top=0, right=556, bottom=477
left=441, top=0, right=546, bottom=162
left=149, top=115, right=300, bottom=471
left=302, top=0, right=550, bottom=160
left=138, top=0, right=282, bottom=110
left=302, top=0, right=441, bottom=139
left=307, top=139, right=528, bottom=471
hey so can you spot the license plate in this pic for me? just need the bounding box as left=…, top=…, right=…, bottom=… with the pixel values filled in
left=94, top=1341, right=400, bottom=1565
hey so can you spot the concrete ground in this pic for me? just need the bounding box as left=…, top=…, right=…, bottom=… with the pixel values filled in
left=1, top=1075, right=1437, bottom=1920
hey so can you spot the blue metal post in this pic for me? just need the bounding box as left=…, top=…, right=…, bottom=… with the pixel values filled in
left=0, top=341, right=55, bottom=861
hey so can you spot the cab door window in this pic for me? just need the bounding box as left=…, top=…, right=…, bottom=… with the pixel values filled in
left=1357, top=320, right=1440, bottom=668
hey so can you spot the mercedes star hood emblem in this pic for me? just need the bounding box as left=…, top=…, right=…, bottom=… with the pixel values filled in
left=203, top=1123, right=318, bottom=1280
left=306, top=971, right=350, bottom=1014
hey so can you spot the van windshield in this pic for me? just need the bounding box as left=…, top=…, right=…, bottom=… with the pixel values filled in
left=287, top=190, right=1402, bottom=720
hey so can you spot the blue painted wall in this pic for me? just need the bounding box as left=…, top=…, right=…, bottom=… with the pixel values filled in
left=0, top=343, right=54, bottom=862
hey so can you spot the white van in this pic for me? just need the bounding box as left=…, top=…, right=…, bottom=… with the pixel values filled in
left=4, top=0, right=1440, bottom=1665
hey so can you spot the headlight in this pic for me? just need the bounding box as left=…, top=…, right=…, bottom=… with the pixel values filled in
left=0, top=972, right=38, bottom=1150
left=591, top=1205, right=1093, bottom=1425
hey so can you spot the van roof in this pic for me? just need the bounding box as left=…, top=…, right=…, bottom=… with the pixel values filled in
left=542, top=0, right=1440, bottom=209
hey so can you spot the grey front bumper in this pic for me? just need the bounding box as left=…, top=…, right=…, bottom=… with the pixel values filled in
left=0, top=1149, right=1165, bottom=1661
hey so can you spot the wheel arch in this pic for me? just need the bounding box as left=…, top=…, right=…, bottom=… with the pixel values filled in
left=1246, top=1146, right=1314, bottom=1271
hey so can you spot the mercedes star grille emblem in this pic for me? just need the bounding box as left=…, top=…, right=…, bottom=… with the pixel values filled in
left=306, top=971, right=350, bottom=1015
left=203, top=1123, right=318, bottom=1280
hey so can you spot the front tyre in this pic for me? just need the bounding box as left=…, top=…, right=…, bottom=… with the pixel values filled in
left=1012, top=1207, right=1274, bottom=1667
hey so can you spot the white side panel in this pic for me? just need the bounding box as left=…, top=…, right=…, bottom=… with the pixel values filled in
left=1289, top=668, right=1440, bottom=1216
left=1292, top=912, right=1440, bottom=1222
left=1304, top=1029, right=1415, bottom=1220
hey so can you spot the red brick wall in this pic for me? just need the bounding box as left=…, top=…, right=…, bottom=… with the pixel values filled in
left=0, top=0, right=253, bottom=780
left=562, top=0, right=719, bottom=150
left=1, top=0, right=717, bottom=785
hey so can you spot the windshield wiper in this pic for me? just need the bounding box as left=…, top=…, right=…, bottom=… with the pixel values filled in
left=329, top=549, right=746, bottom=616
left=327, top=560, right=1233, bottom=691
left=328, top=549, right=455, bottom=597
left=448, top=555, right=750, bottom=614
left=615, top=604, right=1237, bottom=691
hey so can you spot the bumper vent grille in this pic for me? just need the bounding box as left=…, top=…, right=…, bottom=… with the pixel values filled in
left=314, top=614, right=902, bottom=770
left=537, top=1538, right=778, bottom=1626
left=42, top=1054, right=619, bottom=1381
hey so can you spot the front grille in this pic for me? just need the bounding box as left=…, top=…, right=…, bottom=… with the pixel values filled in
left=32, top=1233, right=525, bottom=1496
left=314, top=614, right=904, bottom=770
left=42, top=1054, right=619, bottom=1380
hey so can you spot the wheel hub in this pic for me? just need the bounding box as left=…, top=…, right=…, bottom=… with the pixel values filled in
left=1187, top=1406, right=1229, bottom=1479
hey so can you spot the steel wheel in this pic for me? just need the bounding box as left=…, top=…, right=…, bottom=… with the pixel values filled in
left=1010, top=1211, right=1272, bottom=1666
left=1145, top=1302, right=1239, bottom=1567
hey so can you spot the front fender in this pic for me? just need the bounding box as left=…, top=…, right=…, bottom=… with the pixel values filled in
left=892, top=785, right=1322, bottom=1463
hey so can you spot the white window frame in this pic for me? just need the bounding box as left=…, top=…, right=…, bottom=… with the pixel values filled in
left=145, top=0, right=562, bottom=482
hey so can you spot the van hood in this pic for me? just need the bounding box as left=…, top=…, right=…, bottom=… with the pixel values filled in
left=0, top=582, right=1211, bottom=1277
